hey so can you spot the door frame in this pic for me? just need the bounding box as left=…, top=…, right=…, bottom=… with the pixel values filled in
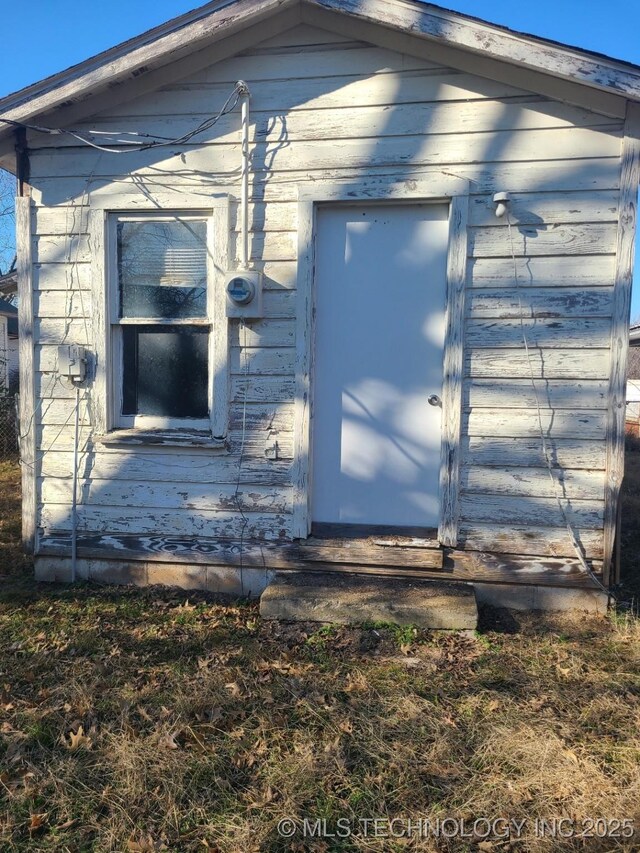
left=293, top=176, right=470, bottom=546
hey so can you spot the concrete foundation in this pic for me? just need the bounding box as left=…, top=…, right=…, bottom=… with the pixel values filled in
left=473, top=581, right=609, bottom=614
left=34, top=556, right=275, bottom=598
left=34, top=556, right=609, bottom=615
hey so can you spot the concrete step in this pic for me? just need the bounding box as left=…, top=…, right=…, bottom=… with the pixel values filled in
left=259, top=571, right=478, bottom=630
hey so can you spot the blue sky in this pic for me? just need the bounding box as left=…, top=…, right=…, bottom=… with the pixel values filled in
left=1, top=0, right=639, bottom=310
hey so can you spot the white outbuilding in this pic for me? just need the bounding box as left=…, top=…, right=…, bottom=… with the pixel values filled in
left=0, top=0, right=639, bottom=611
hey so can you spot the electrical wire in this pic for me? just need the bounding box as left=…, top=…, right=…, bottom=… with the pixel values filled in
left=0, top=84, right=242, bottom=154
left=233, top=319, right=250, bottom=597
left=506, top=211, right=612, bottom=598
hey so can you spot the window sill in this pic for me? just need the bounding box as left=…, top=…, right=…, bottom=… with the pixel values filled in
left=95, top=429, right=228, bottom=450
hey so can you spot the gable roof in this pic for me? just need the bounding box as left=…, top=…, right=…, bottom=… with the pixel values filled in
left=1, top=0, right=639, bottom=160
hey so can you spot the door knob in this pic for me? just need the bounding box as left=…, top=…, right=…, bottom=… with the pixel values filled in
left=428, top=394, right=441, bottom=407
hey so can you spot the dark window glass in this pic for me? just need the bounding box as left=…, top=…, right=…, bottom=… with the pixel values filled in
left=118, top=220, right=207, bottom=319
left=122, top=326, right=208, bottom=418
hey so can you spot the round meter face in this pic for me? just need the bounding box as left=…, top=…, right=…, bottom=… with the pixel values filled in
left=227, top=276, right=256, bottom=305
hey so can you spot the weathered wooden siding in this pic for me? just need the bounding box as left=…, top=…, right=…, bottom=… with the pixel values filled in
left=26, top=23, right=623, bottom=561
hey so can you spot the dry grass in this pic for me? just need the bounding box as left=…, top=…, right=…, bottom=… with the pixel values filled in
left=0, top=462, right=639, bottom=851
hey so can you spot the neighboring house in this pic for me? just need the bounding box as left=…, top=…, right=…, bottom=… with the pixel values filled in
left=627, top=324, right=640, bottom=435
left=0, top=297, right=18, bottom=390
left=0, top=0, right=638, bottom=611
left=626, top=379, right=640, bottom=437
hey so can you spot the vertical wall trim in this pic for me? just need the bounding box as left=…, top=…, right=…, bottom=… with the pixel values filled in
left=292, top=201, right=315, bottom=538
left=89, top=209, right=109, bottom=434
left=438, top=194, right=469, bottom=547
left=604, top=101, right=640, bottom=582
left=16, top=196, right=36, bottom=553
left=212, top=198, right=231, bottom=438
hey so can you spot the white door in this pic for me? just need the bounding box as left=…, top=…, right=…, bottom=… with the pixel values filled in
left=311, top=203, right=449, bottom=529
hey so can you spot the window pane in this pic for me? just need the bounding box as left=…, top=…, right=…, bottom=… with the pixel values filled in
left=118, top=220, right=207, bottom=318
left=122, top=326, right=209, bottom=418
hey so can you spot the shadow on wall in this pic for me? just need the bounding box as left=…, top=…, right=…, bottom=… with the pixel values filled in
left=32, top=6, right=617, bottom=564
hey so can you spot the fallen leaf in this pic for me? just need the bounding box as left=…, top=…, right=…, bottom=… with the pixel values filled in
left=136, top=705, right=153, bottom=722
left=247, top=786, right=274, bottom=809
left=127, top=836, right=157, bottom=852
left=63, top=725, right=93, bottom=751
left=157, top=731, right=180, bottom=750
left=29, top=813, right=47, bottom=833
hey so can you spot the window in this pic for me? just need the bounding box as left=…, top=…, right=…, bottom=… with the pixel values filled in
left=109, top=214, right=216, bottom=432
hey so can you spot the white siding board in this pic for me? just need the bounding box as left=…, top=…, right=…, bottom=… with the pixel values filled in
left=37, top=425, right=295, bottom=459
left=35, top=291, right=91, bottom=319
left=458, top=525, right=604, bottom=559
left=40, top=505, right=293, bottom=540
left=469, top=190, right=619, bottom=227
left=34, top=234, right=91, bottom=264
left=34, top=262, right=91, bottom=291
left=96, top=70, right=532, bottom=118
left=469, top=223, right=618, bottom=257
left=466, top=349, right=610, bottom=379
left=468, top=255, right=615, bottom=288
left=465, top=378, right=608, bottom=409
left=229, top=319, right=295, bottom=347
left=461, top=467, right=605, bottom=501
left=36, top=319, right=90, bottom=346
left=28, top=127, right=621, bottom=181
left=467, top=287, right=614, bottom=318
left=230, top=375, right=295, bottom=402
left=163, top=44, right=444, bottom=85
left=34, top=188, right=620, bottom=235
left=42, top=479, right=292, bottom=513
left=243, top=24, right=358, bottom=49
left=462, top=436, right=606, bottom=470
left=464, top=409, right=606, bottom=439
left=41, top=451, right=292, bottom=484
left=465, top=317, right=611, bottom=349
left=230, top=346, right=295, bottom=375
left=31, top=158, right=623, bottom=207
left=459, top=494, right=604, bottom=528
left=35, top=99, right=619, bottom=151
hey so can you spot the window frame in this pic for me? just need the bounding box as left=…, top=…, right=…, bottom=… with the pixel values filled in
left=91, top=200, right=230, bottom=441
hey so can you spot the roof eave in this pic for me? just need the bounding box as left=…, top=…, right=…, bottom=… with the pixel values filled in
left=306, top=0, right=640, bottom=101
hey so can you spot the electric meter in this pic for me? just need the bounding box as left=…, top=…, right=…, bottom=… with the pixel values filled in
left=225, top=270, right=263, bottom=318
left=227, top=275, right=255, bottom=305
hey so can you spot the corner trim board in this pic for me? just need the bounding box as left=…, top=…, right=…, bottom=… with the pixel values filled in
left=603, top=101, right=640, bottom=581
left=292, top=200, right=315, bottom=537
left=438, top=194, right=469, bottom=547
left=89, top=208, right=109, bottom=435
left=16, top=196, right=36, bottom=552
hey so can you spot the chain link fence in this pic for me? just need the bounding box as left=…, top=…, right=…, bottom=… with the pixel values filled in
left=0, top=392, right=19, bottom=458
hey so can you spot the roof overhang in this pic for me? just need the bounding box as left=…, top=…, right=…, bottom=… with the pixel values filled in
left=1, top=0, right=640, bottom=169
left=0, top=273, right=17, bottom=297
